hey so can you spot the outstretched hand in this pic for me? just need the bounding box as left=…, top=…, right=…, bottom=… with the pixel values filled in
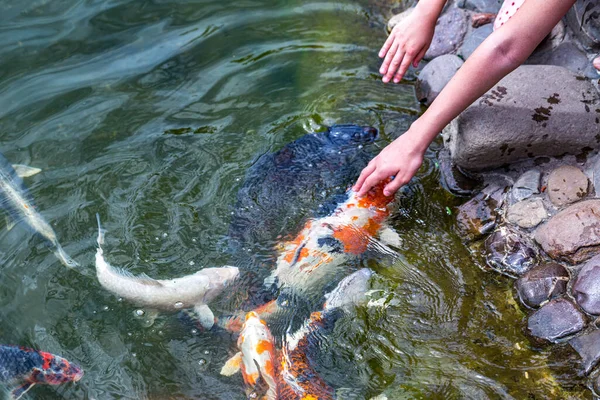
left=379, top=7, right=436, bottom=83
left=353, top=130, right=426, bottom=197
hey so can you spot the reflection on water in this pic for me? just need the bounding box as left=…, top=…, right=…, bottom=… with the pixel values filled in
left=0, top=0, right=590, bottom=398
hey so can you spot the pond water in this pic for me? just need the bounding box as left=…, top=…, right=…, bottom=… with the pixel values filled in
left=0, top=0, right=591, bottom=398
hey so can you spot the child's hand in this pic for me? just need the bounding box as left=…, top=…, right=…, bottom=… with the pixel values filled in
left=353, top=129, right=426, bottom=197
left=379, top=7, right=437, bottom=83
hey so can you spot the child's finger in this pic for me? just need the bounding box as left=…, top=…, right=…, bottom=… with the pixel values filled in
left=383, top=48, right=405, bottom=83
left=393, top=54, right=414, bottom=83
left=379, top=33, right=395, bottom=58
left=353, top=163, right=376, bottom=192
left=357, top=171, right=383, bottom=197
left=380, top=41, right=400, bottom=75
left=383, top=174, right=406, bottom=196
left=412, top=47, right=427, bottom=68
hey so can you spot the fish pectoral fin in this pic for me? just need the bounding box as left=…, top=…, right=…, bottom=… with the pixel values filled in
left=220, top=352, right=242, bottom=376
left=378, top=226, right=402, bottom=248
left=5, top=216, right=16, bottom=232
left=12, top=164, right=41, bottom=178
left=11, top=383, right=35, bottom=400
left=194, top=304, right=215, bottom=330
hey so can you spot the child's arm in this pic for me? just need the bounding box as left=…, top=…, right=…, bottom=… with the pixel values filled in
left=379, top=0, right=447, bottom=83
left=355, top=0, right=577, bottom=197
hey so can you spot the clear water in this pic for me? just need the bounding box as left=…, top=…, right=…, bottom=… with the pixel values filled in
left=0, top=0, right=590, bottom=398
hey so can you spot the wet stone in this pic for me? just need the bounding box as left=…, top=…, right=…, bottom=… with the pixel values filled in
left=506, top=198, right=547, bottom=229
left=424, top=8, right=469, bottom=60
left=510, top=169, right=540, bottom=203
left=569, top=329, right=600, bottom=375
left=535, top=200, right=600, bottom=264
left=416, top=55, right=464, bottom=106
left=484, top=225, right=538, bottom=277
left=528, top=298, right=586, bottom=343
left=455, top=183, right=506, bottom=241
left=438, top=148, right=482, bottom=196
left=573, top=255, right=600, bottom=315
left=547, top=165, right=589, bottom=207
left=515, top=262, right=569, bottom=309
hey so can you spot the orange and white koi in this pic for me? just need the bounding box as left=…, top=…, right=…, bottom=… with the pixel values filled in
left=265, top=181, right=398, bottom=303
left=221, top=311, right=278, bottom=399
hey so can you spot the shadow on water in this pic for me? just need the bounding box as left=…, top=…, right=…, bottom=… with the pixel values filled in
left=0, top=0, right=591, bottom=398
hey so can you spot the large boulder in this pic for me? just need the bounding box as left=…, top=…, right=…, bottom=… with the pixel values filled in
left=527, top=41, right=598, bottom=78
left=535, top=200, right=600, bottom=264
left=572, top=254, right=600, bottom=315
left=416, top=55, right=464, bottom=105
left=443, top=65, right=600, bottom=170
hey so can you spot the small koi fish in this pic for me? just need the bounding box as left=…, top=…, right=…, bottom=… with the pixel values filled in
left=0, top=345, right=83, bottom=400
left=0, top=152, right=78, bottom=268
left=265, top=181, right=399, bottom=306
left=95, top=214, right=239, bottom=329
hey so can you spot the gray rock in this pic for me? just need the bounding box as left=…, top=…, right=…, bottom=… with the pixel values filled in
left=590, top=156, right=600, bottom=196
left=461, top=0, right=502, bottom=13
left=533, top=21, right=566, bottom=54
left=455, top=182, right=506, bottom=241
left=528, top=298, right=586, bottom=342
left=573, top=255, right=600, bottom=315
left=565, top=0, right=600, bottom=50
left=570, top=329, right=600, bottom=375
left=442, top=65, right=600, bottom=170
left=416, top=55, right=464, bottom=105
left=457, top=24, right=493, bottom=60
left=510, top=169, right=541, bottom=203
left=438, top=148, right=482, bottom=196
left=535, top=200, right=600, bottom=264
left=507, top=198, right=547, bottom=229
left=546, top=165, right=589, bottom=206
left=484, top=225, right=538, bottom=277
left=424, top=8, right=469, bottom=60
left=527, top=41, right=598, bottom=79
left=515, top=263, right=569, bottom=308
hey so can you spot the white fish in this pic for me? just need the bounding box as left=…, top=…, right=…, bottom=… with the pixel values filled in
left=0, top=153, right=77, bottom=268
left=95, top=214, right=239, bottom=329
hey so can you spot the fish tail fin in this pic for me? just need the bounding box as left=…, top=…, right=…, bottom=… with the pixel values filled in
left=96, top=213, right=106, bottom=247
left=11, top=383, right=35, bottom=400
left=53, top=245, right=79, bottom=268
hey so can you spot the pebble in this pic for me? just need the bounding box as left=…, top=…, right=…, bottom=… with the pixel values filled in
left=506, top=198, right=547, bottom=229
left=546, top=165, right=589, bottom=207
left=527, top=298, right=586, bottom=342
left=572, top=255, right=600, bottom=315
left=515, top=263, right=569, bottom=308
left=510, top=169, right=540, bottom=203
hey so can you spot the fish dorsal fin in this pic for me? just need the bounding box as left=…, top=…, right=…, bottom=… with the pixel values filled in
left=114, top=267, right=163, bottom=287
left=220, top=352, right=242, bottom=376
left=194, top=304, right=215, bottom=330
left=12, top=164, right=41, bottom=178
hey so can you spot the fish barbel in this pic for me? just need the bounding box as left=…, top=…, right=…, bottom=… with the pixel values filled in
left=0, top=152, right=78, bottom=268
left=0, top=345, right=83, bottom=400
left=95, top=214, right=239, bottom=329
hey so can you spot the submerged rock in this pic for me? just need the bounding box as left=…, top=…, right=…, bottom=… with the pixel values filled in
left=535, top=200, right=600, bottom=264
left=506, top=198, right=547, bottom=229
left=573, top=255, right=600, bottom=315
left=510, top=169, right=540, bottom=203
left=515, top=263, right=569, bottom=308
left=455, top=182, right=506, bottom=240
left=416, top=55, right=464, bottom=106
left=484, top=225, right=538, bottom=277
left=425, top=8, right=469, bottom=60
left=570, top=329, right=600, bottom=376
left=528, top=298, right=586, bottom=343
left=546, top=165, right=589, bottom=207
left=443, top=65, right=600, bottom=170
left=438, top=148, right=482, bottom=196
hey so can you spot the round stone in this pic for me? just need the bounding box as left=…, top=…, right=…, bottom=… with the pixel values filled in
left=528, top=298, right=586, bottom=343
left=573, top=255, right=600, bottom=315
left=546, top=165, right=589, bottom=207
left=424, top=8, right=469, bottom=60
left=515, top=263, right=569, bottom=308
left=484, top=225, right=538, bottom=277
left=507, top=198, right=548, bottom=229
left=455, top=183, right=506, bottom=241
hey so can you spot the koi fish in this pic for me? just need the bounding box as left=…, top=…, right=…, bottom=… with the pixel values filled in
left=220, top=311, right=278, bottom=399
left=95, top=214, right=239, bottom=329
left=0, top=152, right=78, bottom=268
left=221, top=269, right=373, bottom=400
left=0, top=345, right=83, bottom=400
left=265, top=181, right=399, bottom=307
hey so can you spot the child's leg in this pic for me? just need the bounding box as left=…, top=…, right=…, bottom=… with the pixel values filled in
left=494, top=0, right=526, bottom=30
